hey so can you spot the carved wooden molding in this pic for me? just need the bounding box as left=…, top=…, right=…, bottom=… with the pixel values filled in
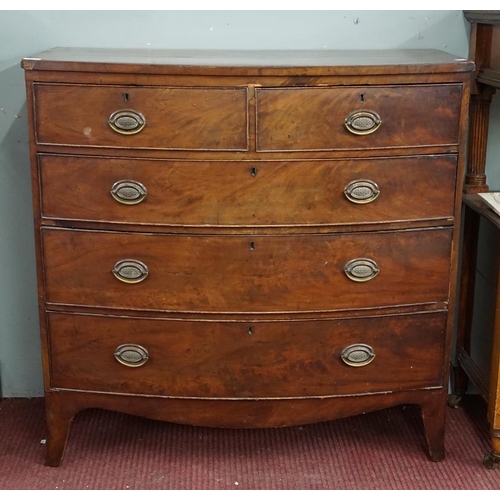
left=464, top=11, right=500, bottom=25
left=478, top=68, right=500, bottom=89
left=463, top=10, right=499, bottom=190
left=465, top=89, right=495, bottom=193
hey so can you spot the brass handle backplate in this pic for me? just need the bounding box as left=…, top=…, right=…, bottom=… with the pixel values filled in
left=112, top=259, right=149, bottom=284
left=344, top=179, right=380, bottom=204
left=108, top=109, right=146, bottom=135
left=114, top=344, right=149, bottom=368
left=110, top=180, right=147, bottom=205
left=345, top=109, right=382, bottom=135
left=340, top=344, right=375, bottom=367
left=344, top=258, right=379, bottom=282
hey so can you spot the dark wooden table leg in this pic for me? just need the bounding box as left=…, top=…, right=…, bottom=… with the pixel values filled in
left=484, top=242, right=500, bottom=468
left=450, top=203, right=481, bottom=407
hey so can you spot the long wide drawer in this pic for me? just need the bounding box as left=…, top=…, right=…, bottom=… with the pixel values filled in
left=39, top=154, right=457, bottom=227
left=47, top=311, right=447, bottom=398
left=33, top=84, right=248, bottom=151
left=42, top=228, right=452, bottom=313
left=256, top=85, right=462, bottom=151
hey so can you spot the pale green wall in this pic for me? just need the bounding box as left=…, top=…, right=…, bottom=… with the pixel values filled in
left=0, top=10, right=487, bottom=397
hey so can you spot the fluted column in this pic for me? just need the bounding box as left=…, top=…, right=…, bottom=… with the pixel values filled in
left=465, top=87, right=495, bottom=193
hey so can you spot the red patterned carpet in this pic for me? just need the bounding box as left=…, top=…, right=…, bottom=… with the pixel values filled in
left=0, top=396, right=499, bottom=489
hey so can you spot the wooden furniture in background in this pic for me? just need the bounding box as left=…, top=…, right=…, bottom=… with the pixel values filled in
left=452, top=11, right=500, bottom=468
left=22, top=48, right=472, bottom=467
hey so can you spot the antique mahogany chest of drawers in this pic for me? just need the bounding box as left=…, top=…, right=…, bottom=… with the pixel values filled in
left=21, top=48, right=473, bottom=466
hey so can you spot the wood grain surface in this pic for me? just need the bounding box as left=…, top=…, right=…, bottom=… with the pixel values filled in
left=47, top=311, right=446, bottom=398
left=41, top=227, right=452, bottom=313
left=39, top=154, right=458, bottom=228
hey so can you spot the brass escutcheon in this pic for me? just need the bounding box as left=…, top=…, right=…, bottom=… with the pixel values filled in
left=112, top=259, right=149, bottom=284
left=110, top=179, right=147, bottom=205
left=345, top=109, right=382, bottom=135
left=108, top=109, right=146, bottom=135
left=340, top=344, right=376, bottom=367
left=344, top=179, right=380, bottom=204
left=344, top=258, right=379, bottom=282
left=114, top=344, right=149, bottom=368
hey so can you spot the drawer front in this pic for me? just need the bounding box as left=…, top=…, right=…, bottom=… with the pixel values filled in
left=48, top=311, right=446, bottom=398
left=33, top=84, right=248, bottom=151
left=42, top=228, right=452, bottom=313
left=39, top=154, right=457, bottom=227
left=256, top=85, right=462, bottom=151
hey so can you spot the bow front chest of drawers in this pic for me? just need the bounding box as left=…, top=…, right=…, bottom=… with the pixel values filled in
left=21, top=48, right=473, bottom=466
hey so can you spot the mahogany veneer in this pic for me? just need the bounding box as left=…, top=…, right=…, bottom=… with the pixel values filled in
left=22, top=48, right=472, bottom=466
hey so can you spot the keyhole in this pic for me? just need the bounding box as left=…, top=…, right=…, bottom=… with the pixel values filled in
left=123, top=93, right=130, bottom=102
left=248, top=327, right=253, bottom=335
left=250, top=167, right=257, bottom=177
left=359, top=93, right=365, bottom=103
left=250, top=241, right=255, bottom=251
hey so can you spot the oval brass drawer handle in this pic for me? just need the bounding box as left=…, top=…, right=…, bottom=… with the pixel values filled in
left=108, top=109, right=146, bottom=135
left=344, top=179, right=380, bottom=204
left=114, top=344, right=149, bottom=368
left=344, top=258, right=379, bottom=282
left=341, top=344, right=375, bottom=367
left=345, top=109, right=382, bottom=135
left=110, top=180, right=147, bottom=205
left=112, top=259, right=149, bottom=284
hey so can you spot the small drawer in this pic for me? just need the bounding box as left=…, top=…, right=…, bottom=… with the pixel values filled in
left=39, top=154, right=457, bottom=227
left=33, top=83, right=248, bottom=151
left=47, top=311, right=447, bottom=398
left=41, top=227, right=452, bottom=313
left=256, top=85, right=462, bottom=151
